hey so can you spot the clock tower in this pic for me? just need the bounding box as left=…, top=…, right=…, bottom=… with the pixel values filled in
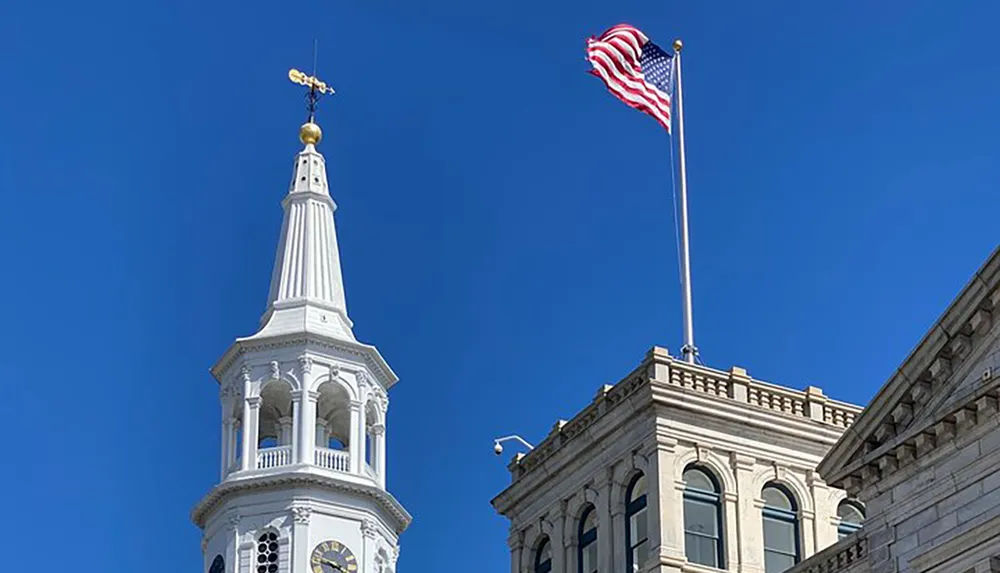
left=192, top=69, right=410, bottom=573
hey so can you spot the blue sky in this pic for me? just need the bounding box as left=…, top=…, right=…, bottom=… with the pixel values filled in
left=1, top=0, right=998, bottom=571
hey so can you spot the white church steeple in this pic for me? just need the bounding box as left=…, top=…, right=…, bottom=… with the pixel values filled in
left=255, top=106, right=354, bottom=341
left=193, top=68, right=409, bottom=573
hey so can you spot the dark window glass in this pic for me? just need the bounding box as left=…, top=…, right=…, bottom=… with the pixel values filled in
left=626, top=474, right=649, bottom=572
left=837, top=500, right=865, bottom=539
left=535, top=537, right=552, bottom=573
left=683, top=467, right=723, bottom=568
left=255, top=531, right=279, bottom=573
left=579, top=506, right=598, bottom=573
left=762, top=484, right=799, bottom=573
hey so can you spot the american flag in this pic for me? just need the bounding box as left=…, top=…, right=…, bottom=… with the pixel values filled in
left=586, top=24, right=675, bottom=133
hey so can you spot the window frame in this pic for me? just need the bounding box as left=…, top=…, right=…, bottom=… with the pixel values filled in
left=625, top=473, right=649, bottom=573
left=761, top=483, right=800, bottom=573
left=837, top=500, right=865, bottom=539
left=255, top=530, right=280, bottom=573
left=534, top=536, right=552, bottom=573
left=578, top=505, right=598, bottom=573
left=682, top=466, right=725, bottom=568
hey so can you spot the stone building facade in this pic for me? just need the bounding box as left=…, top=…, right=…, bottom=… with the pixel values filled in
left=492, top=350, right=864, bottom=573
left=789, top=246, right=1000, bottom=573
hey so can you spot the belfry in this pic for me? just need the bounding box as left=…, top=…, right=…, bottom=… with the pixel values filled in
left=192, top=68, right=410, bottom=573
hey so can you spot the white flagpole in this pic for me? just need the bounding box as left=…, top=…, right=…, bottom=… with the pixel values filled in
left=673, top=39, right=697, bottom=364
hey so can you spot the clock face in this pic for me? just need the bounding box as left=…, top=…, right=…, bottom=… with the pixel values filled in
left=209, top=555, right=224, bottom=573
left=310, top=540, right=357, bottom=573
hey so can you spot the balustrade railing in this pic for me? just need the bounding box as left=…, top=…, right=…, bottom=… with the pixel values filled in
left=315, top=447, right=350, bottom=472
left=665, top=359, right=862, bottom=426
left=256, top=445, right=292, bottom=470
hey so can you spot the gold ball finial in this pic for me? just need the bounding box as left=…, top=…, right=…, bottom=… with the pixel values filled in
left=299, top=121, right=322, bottom=146
left=673, top=39, right=683, bottom=52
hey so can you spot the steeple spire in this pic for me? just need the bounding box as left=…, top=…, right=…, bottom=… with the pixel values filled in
left=252, top=69, right=353, bottom=341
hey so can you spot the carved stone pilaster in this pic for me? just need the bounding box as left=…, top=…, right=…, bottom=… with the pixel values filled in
left=291, top=505, right=313, bottom=524
left=298, top=355, right=313, bottom=375
left=362, top=518, right=378, bottom=538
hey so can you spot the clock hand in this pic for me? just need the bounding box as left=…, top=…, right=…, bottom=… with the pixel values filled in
left=321, top=559, right=347, bottom=572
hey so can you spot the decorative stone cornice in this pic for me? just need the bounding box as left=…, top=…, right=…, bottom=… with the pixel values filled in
left=500, top=347, right=858, bottom=490
left=212, top=333, right=397, bottom=391
left=510, top=363, right=651, bottom=478
left=833, top=377, right=1000, bottom=497
left=821, top=247, right=1000, bottom=488
left=191, top=472, right=412, bottom=534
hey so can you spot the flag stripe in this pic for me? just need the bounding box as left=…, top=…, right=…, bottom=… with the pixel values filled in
left=587, top=42, right=672, bottom=108
left=586, top=24, right=674, bottom=133
left=586, top=44, right=672, bottom=117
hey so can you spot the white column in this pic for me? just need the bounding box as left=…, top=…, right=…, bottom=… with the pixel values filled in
left=551, top=502, right=567, bottom=573
left=290, top=507, right=312, bottom=573
left=508, top=531, right=524, bottom=573
left=358, top=404, right=368, bottom=472
left=290, top=400, right=300, bottom=463
left=220, top=414, right=230, bottom=479
left=612, top=494, right=627, bottom=572
left=732, top=454, right=763, bottom=573
left=296, top=390, right=318, bottom=466
left=349, top=400, right=362, bottom=474
left=597, top=468, right=614, bottom=573
left=229, top=419, right=243, bottom=467
left=808, top=471, right=836, bottom=553
left=722, top=491, right=740, bottom=570
left=316, top=418, right=330, bottom=449
left=278, top=417, right=294, bottom=446
left=242, top=397, right=261, bottom=471
left=648, top=435, right=684, bottom=571
left=562, top=517, right=580, bottom=573
left=801, top=508, right=817, bottom=558
left=376, top=423, right=387, bottom=487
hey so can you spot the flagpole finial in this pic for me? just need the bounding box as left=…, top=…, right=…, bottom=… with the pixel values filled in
left=673, top=39, right=683, bottom=52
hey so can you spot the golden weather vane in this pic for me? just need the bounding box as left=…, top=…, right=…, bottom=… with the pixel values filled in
left=288, top=69, right=335, bottom=119
left=288, top=68, right=335, bottom=145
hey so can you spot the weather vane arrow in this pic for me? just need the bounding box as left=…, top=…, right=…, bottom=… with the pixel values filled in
left=289, top=68, right=335, bottom=121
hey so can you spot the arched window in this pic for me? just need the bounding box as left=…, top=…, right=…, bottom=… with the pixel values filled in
left=837, top=500, right=865, bottom=539
left=762, top=484, right=799, bottom=573
left=626, top=473, right=649, bottom=572
left=255, top=531, right=280, bottom=573
left=534, top=536, right=552, bottom=573
left=578, top=505, right=598, bottom=573
left=683, top=466, right=724, bottom=567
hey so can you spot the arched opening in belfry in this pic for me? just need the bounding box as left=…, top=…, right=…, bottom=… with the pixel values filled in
left=256, top=380, right=294, bottom=469
left=314, top=380, right=352, bottom=471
